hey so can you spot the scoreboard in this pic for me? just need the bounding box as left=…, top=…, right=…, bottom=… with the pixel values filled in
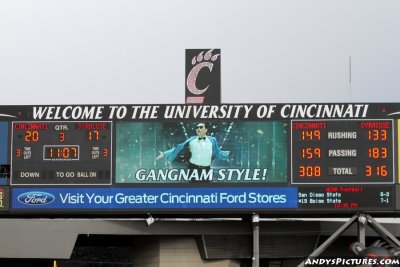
left=11, top=121, right=112, bottom=185
left=0, top=103, right=399, bottom=215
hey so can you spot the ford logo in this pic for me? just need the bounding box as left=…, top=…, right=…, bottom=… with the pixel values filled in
left=17, top=191, right=55, bottom=205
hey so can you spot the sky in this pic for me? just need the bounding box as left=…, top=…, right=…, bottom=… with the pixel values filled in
left=0, top=0, right=399, bottom=105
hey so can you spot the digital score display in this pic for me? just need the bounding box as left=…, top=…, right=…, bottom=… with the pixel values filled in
left=291, top=120, right=394, bottom=184
left=11, top=121, right=112, bottom=185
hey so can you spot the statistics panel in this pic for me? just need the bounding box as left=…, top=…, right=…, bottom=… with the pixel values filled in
left=291, top=120, right=394, bottom=184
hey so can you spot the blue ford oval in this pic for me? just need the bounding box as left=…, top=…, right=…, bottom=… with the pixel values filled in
left=17, top=191, right=55, bottom=205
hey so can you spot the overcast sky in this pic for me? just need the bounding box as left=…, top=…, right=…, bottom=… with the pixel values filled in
left=0, top=0, right=399, bottom=105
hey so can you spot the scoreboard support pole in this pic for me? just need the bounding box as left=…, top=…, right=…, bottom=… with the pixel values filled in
left=358, top=214, right=366, bottom=245
left=252, top=214, right=260, bottom=267
left=298, top=214, right=400, bottom=267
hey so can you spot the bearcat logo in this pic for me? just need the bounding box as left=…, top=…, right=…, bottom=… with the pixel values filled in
left=185, top=49, right=221, bottom=105
left=17, top=191, right=55, bottom=205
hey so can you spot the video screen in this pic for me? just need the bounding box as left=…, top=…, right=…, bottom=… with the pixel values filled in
left=116, top=121, right=287, bottom=183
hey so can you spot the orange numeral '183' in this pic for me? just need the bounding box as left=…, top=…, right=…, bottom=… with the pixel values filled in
left=368, top=147, right=387, bottom=159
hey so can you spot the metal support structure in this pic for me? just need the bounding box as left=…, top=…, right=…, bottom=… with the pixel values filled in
left=252, top=214, right=260, bottom=267
left=298, top=214, right=400, bottom=267
left=297, top=214, right=359, bottom=267
left=358, top=214, right=366, bottom=245
left=365, top=214, right=400, bottom=248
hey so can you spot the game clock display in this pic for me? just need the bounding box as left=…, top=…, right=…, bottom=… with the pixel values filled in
left=11, top=121, right=112, bottom=185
